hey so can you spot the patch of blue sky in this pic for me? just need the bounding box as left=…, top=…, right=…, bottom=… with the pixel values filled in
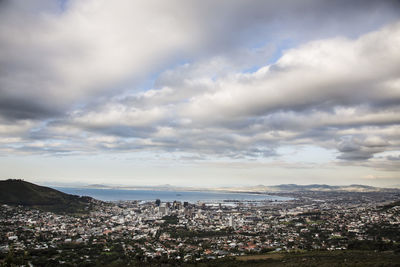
left=126, top=59, right=193, bottom=94
left=242, top=65, right=261, bottom=74
left=242, top=38, right=298, bottom=74
left=266, top=39, right=297, bottom=64
left=57, top=0, right=69, bottom=13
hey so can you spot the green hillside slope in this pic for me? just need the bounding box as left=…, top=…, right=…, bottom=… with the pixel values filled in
left=0, top=179, right=93, bottom=214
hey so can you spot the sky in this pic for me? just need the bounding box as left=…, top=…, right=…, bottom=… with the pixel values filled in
left=0, top=0, right=400, bottom=187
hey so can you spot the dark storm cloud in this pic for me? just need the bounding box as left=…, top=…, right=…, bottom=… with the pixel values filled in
left=0, top=98, right=61, bottom=120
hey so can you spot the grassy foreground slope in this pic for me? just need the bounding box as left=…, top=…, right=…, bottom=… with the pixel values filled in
left=0, top=179, right=92, bottom=214
left=184, top=251, right=400, bottom=267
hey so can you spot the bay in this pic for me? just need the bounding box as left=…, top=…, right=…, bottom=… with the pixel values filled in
left=54, top=187, right=290, bottom=203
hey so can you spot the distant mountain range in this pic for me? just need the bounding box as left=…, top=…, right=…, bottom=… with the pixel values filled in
left=82, top=183, right=399, bottom=193
left=216, top=184, right=399, bottom=193
left=0, top=179, right=93, bottom=214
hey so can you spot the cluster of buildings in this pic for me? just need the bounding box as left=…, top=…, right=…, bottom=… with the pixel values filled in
left=0, top=190, right=399, bottom=265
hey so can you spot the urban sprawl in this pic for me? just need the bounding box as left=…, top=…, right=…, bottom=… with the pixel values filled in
left=1, top=191, right=399, bottom=265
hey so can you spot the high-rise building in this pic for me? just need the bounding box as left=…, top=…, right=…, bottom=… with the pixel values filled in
left=228, top=216, right=234, bottom=228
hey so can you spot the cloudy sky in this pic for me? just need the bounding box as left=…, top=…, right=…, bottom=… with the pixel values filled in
left=1, top=0, right=400, bottom=187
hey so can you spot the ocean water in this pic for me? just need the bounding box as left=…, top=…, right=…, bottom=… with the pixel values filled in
left=54, top=187, right=290, bottom=203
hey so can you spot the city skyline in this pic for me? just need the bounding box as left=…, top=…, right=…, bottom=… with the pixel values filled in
left=1, top=0, right=400, bottom=187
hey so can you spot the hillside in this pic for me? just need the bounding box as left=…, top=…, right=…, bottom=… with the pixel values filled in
left=211, top=184, right=399, bottom=193
left=0, top=179, right=93, bottom=214
left=270, top=184, right=381, bottom=192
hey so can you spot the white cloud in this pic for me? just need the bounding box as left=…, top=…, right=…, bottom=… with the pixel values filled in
left=0, top=0, right=201, bottom=118
left=1, top=0, right=399, bottom=120
left=1, top=0, right=400, bottom=185
left=54, top=21, right=400, bottom=163
left=181, top=22, right=400, bottom=123
left=72, top=104, right=167, bottom=128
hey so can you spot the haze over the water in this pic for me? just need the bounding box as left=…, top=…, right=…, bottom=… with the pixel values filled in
left=0, top=0, right=400, bottom=187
